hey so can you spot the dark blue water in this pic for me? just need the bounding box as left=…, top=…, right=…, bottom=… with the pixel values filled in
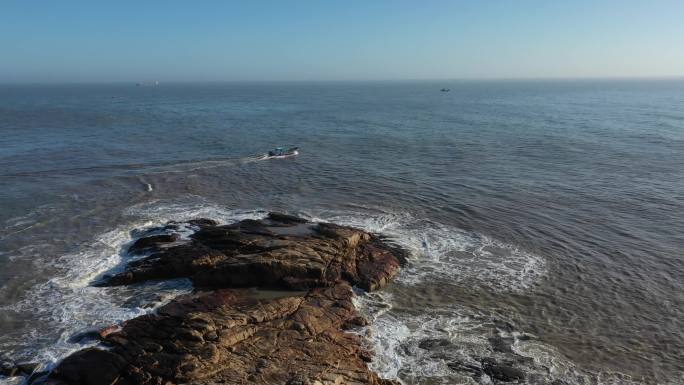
left=1, top=80, right=683, bottom=384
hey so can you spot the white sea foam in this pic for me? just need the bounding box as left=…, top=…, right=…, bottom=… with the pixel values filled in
left=6, top=202, right=663, bottom=385
left=0, top=201, right=268, bottom=382
left=308, top=208, right=659, bottom=384
left=354, top=292, right=660, bottom=385
left=0, top=224, right=192, bottom=374
left=354, top=292, right=492, bottom=384
left=0, top=203, right=670, bottom=385
left=0, top=204, right=59, bottom=240
left=0, top=377, right=23, bottom=385
left=125, top=198, right=267, bottom=225
left=304, top=209, right=547, bottom=292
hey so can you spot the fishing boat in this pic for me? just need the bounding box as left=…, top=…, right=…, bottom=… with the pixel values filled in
left=264, top=146, right=299, bottom=159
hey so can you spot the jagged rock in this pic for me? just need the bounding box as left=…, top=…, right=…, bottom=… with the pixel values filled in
left=185, top=218, right=219, bottom=227
left=266, top=212, right=308, bottom=224
left=43, top=214, right=406, bottom=385
left=46, top=284, right=396, bottom=385
left=68, top=325, right=121, bottom=344
left=97, top=214, right=405, bottom=291
left=128, top=233, right=180, bottom=254
left=50, top=349, right=127, bottom=385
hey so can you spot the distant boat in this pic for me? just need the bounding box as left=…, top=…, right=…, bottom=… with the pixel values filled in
left=136, top=81, right=160, bottom=87
left=263, top=146, right=299, bottom=159
left=440, top=88, right=451, bottom=92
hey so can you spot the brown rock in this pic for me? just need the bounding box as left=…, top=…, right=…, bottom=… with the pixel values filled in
left=68, top=325, right=121, bottom=344
left=44, top=213, right=407, bottom=385
left=50, top=348, right=126, bottom=385
left=98, top=214, right=405, bottom=291
left=185, top=218, right=219, bottom=227
left=48, top=284, right=390, bottom=385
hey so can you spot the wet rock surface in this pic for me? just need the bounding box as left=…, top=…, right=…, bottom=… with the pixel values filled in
left=26, top=213, right=405, bottom=385
left=1, top=361, right=39, bottom=378
left=415, top=324, right=543, bottom=384
left=97, top=212, right=407, bottom=292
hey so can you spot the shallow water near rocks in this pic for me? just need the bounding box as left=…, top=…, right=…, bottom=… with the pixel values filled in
left=1, top=80, right=684, bottom=384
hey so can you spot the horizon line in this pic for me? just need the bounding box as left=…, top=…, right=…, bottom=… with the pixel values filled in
left=2, top=75, right=684, bottom=86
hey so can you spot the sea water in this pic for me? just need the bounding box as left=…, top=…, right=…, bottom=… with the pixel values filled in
left=1, top=80, right=683, bottom=384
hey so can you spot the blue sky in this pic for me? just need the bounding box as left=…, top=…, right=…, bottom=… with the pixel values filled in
left=1, top=0, right=683, bottom=82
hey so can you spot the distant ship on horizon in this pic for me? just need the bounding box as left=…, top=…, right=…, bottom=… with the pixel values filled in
left=136, top=81, right=159, bottom=86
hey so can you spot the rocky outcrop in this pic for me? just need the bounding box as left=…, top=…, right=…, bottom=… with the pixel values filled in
left=32, top=213, right=406, bottom=385
left=97, top=213, right=406, bottom=292
left=47, top=284, right=394, bottom=385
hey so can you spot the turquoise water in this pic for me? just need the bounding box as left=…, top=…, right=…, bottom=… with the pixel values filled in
left=1, top=80, right=683, bottom=384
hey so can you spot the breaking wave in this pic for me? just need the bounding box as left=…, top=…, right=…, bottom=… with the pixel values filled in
left=353, top=292, right=667, bottom=385
left=0, top=201, right=268, bottom=382
left=303, top=208, right=546, bottom=293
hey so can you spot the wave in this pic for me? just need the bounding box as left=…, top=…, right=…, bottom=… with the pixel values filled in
left=0, top=202, right=268, bottom=382
left=124, top=199, right=267, bottom=224
left=302, top=208, right=546, bottom=292
left=353, top=291, right=662, bottom=385
left=301, top=208, right=667, bottom=384
left=0, top=225, right=192, bottom=374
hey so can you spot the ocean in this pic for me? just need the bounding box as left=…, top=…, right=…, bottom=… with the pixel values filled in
left=0, top=80, right=683, bottom=384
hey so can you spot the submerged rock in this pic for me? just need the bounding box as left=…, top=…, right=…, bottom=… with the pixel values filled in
left=41, top=213, right=405, bottom=385
left=418, top=338, right=452, bottom=350
left=481, top=358, right=526, bottom=382
left=127, top=233, right=180, bottom=254
left=1, top=361, right=39, bottom=378
left=488, top=335, right=515, bottom=354
left=67, top=325, right=121, bottom=344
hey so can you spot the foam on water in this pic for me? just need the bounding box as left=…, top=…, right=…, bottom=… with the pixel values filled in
left=0, top=201, right=268, bottom=383
left=125, top=198, right=267, bottom=225
left=303, top=208, right=546, bottom=292
left=0, top=204, right=60, bottom=240
left=142, top=154, right=268, bottom=175
left=303, top=208, right=666, bottom=384
left=2, top=203, right=672, bottom=385
left=0, top=224, right=192, bottom=376
left=353, top=291, right=490, bottom=384
left=354, top=292, right=661, bottom=385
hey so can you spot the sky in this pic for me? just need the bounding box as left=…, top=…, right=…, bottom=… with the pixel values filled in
left=1, top=0, right=683, bottom=82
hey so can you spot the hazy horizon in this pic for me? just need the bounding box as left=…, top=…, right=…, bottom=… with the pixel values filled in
left=2, top=0, right=684, bottom=83
left=3, top=76, right=684, bottom=86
